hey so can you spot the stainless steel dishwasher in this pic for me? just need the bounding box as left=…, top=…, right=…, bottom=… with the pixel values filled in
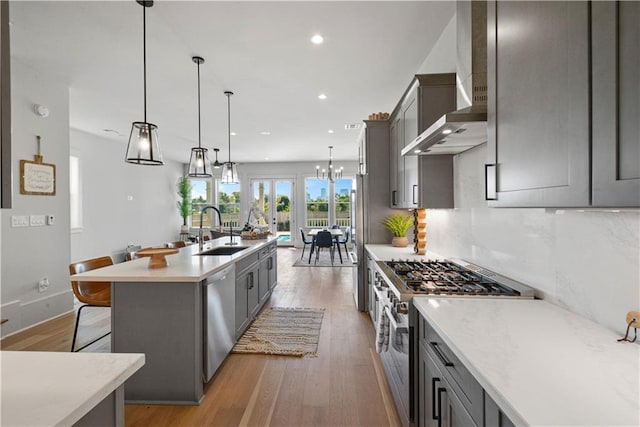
left=203, top=264, right=236, bottom=382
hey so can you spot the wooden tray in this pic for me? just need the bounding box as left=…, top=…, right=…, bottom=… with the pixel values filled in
left=136, top=248, right=179, bottom=269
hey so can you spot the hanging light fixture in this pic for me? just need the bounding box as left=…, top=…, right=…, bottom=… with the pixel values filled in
left=315, top=146, right=343, bottom=182
left=187, top=56, right=212, bottom=177
left=212, top=148, right=222, bottom=169
left=125, top=0, right=164, bottom=165
left=221, top=91, right=239, bottom=184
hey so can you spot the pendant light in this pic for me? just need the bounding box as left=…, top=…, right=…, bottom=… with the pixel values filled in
left=187, top=56, right=212, bottom=177
left=125, top=0, right=164, bottom=165
left=212, top=148, right=222, bottom=169
left=221, top=91, right=239, bottom=184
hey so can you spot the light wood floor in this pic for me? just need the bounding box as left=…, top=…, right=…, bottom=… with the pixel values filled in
left=1, top=248, right=400, bottom=427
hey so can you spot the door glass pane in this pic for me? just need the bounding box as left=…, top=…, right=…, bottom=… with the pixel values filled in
left=334, top=178, right=352, bottom=228
left=306, top=178, right=329, bottom=227
left=275, top=180, right=292, bottom=244
left=252, top=181, right=270, bottom=227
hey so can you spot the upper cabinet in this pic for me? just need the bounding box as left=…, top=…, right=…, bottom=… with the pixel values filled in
left=389, top=74, right=456, bottom=209
left=487, top=1, right=639, bottom=207
left=591, top=1, right=640, bottom=206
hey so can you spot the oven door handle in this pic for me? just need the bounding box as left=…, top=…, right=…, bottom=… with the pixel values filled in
left=383, top=306, right=408, bottom=334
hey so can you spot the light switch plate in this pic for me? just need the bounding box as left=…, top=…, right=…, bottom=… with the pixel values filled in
left=11, top=215, right=29, bottom=227
left=30, top=215, right=46, bottom=227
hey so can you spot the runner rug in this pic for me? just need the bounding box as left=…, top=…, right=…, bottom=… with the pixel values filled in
left=232, top=307, right=325, bottom=357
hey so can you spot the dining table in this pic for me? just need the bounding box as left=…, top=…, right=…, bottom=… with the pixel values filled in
left=307, top=228, right=344, bottom=264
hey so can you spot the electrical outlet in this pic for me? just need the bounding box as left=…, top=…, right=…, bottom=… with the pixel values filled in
left=11, top=215, right=29, bottom=227
left=38, top=277, right=50, bottom=292
left=30, top=215, right=46, bottom=227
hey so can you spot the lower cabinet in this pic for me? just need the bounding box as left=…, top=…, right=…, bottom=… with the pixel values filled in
left=235, top=242, right=278, bottom=340
left=418, top=343, right=476, bottom=427
left=416, top=310, right=514, bottom=427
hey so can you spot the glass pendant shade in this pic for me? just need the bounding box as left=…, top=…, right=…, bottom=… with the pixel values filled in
left=221, top=162, right=239, bottom=184
left=188, top=147, right=212, bottom=177
left=125, top=121, right=163, bottom=165
left=126, top=1, right=164, bottom=166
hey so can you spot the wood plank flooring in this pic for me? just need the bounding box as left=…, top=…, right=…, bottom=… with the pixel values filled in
left=1, top=247, right=400, bottom=427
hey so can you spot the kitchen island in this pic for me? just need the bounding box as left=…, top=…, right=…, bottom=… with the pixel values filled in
left=71, top=236, right=278, bottom=405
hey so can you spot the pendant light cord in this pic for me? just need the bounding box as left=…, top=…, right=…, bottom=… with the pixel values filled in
left=197, top=61, right=201, bottom=148
left=142, top=5, right=147, bottom=123
left=227, top=92, right=231, bottom=163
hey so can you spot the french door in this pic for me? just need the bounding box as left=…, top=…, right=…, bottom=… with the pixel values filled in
left=250, top=179, right=294, bottom=246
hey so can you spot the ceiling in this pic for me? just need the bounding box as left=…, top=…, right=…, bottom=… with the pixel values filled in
left=10, top=1, right=454, bottom=164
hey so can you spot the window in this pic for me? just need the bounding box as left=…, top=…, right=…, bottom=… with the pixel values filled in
left=217, top=182, right=241, bottom=228
left=190, top=179, right=213, bottom=228
left=69, top=155, right=82, bottom=231
left=305, top=178, right=329, bottom=227
left=334, top=178, right=352, bottom=227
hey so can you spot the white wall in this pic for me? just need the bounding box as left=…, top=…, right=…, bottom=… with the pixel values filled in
left=70, top=128, right=184, bottom=262
left=1, top=61, right=71, bottom=336
left=425, top=144, right=640, bottom=334
left=417, top=15, right=457, bottom=75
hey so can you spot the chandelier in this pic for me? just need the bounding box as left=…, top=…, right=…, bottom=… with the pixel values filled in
left=315, top=146, right=343, bottom=182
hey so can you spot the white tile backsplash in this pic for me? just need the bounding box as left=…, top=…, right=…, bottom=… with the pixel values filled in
left=425, top=143, right=640, bottom=334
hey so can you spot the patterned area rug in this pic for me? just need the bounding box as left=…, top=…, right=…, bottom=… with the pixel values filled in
left=232, top=307, right=325, bottom=357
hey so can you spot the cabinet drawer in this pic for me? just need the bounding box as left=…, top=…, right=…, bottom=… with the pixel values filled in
left=421, top=316, right=483, bottom=426
left=259, top=242, right=276, bottom=258
left=235, top=252, right=259, bottom=274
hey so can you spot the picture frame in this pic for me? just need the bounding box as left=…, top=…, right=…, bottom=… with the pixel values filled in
left=20, top=157, right=56, bottom=195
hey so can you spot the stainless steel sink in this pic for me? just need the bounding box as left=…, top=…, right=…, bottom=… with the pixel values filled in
left=196, top=246, right=248, bottom=256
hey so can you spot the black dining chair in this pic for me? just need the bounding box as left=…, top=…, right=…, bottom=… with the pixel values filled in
left=299, top=228, right=314, bottom=260
left=313, top=230, right=335, bottom=265
left=337, top=227, right=350, bottom=254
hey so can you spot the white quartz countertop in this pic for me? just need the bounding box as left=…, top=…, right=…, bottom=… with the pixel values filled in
left=365, top=244, right=444, bottom=261
left=71, top=236, right=277, bottom=282
left=413, top=298, right=640, bottom=426
left=1, top=351, right=144, bottom=426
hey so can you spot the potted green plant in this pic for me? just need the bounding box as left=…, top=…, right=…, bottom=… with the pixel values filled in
left=381, top=213, right=414, bottom=247
left=176, top=177, right=192, bottom=233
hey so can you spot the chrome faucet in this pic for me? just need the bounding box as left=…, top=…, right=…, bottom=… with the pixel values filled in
left=199, top=205, right=223, bottom=251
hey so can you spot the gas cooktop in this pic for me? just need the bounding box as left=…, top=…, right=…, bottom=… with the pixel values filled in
left=377, top=259, right=534, bottom=298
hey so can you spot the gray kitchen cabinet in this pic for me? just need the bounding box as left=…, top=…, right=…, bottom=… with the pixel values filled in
left=390, top=118, right=401, bottom=207
left=485, top=391, right=516, bottom=427
left=487, top=1, right=639, bottom=207
left=591, top=1, right=640, bottom=206
left=390, top=74, right=456, bottom=209
left=235, top=253, right=260, bottom=339
left=258, top=242, right=277, bottom=304
left=418, top=343, right=477, bottom=427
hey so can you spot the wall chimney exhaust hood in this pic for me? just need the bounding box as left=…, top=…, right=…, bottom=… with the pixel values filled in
left=403, top=0, right=487, bottom=157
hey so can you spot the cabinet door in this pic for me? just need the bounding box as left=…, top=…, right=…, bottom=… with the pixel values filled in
left=268, top=250, right=277, bottom=290
left=592, top=1, right=640, bottom=206
left=390, top=117, right=401, bottom=207
left=248, top=266, right=260, bottom=317
left=402, top=93, right=419, bottom=208
left=259, top=257, right=270, bottom=303
left=418, top=343, right=441, bottom=427
left=235, top=272, right=249, bottom=338
left=487, top=1, right=590, bottom=207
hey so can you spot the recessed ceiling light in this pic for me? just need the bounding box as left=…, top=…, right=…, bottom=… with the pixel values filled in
left=442, top=129, right=453, bottom=135
left=311, top=34, right=324, bottom=45
left=328, top=130, right=334, bottom=134
left=414, top=149, right=421, bottom=153
left=265, top=157, right=270, bottom=161
left=260, top=131, right=271, bottom=136
left=230, top=132, right=236, bottom=136
left=318, top=93, right=327, bottom=100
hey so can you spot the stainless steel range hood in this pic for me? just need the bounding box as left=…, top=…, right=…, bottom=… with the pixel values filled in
left=403, top=0, right=487, bottom=156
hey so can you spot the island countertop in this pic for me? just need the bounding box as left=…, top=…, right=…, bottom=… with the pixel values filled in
left=71, top=235, right=277, bottom=282
left=1, top=351, right=144, bottom=426
left=413, top=298, right=640, bottom=427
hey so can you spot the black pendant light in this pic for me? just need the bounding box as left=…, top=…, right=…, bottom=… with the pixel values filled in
left=125, top=0, right=164, bottom=165
left=212, top=148, right=222, bottom=169
left=221, top=91, right=239, bottom=184
left=187, top=56, right=212, bottom=177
